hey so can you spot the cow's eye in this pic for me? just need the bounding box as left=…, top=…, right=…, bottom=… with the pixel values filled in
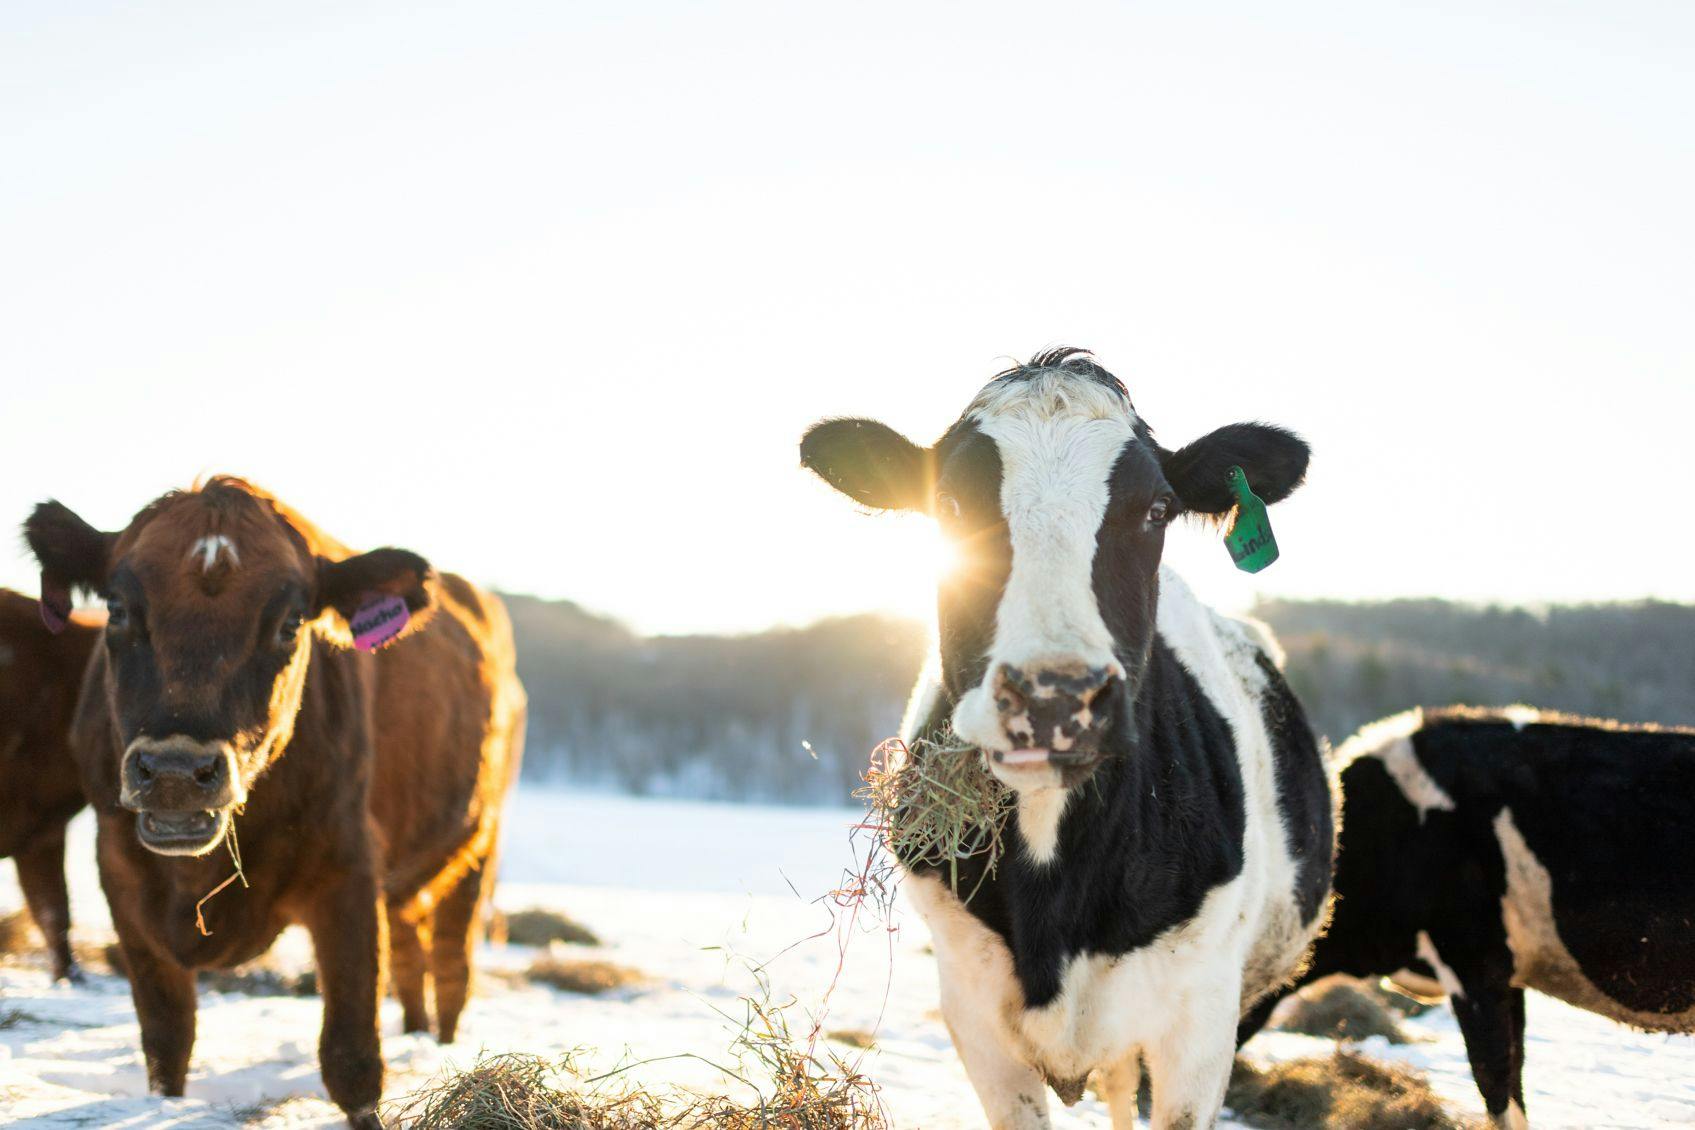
left=105, top=597, right=128, bottom=630
left=1147, top=496, right=1176, bottom=527
left=276, top=610, right=304, bottom=649
left=937, top=493, right=962, bottom=521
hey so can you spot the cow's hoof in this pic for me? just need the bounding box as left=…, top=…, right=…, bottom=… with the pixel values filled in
left=346, top=1107, right=384, bottom=1130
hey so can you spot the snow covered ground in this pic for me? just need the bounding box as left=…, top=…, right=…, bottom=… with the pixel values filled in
left=4, top=787, right=1695, bottom=1128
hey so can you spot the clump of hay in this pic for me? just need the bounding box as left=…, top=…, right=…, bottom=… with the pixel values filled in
left=674, top=995, right=885, bottom=1129
left=1274, top=975, right=1407, bottom=1043
left=504, top=907, right=601, bottom=948
left=386, top=1052, right=664, bottom=1129
left=857, top=732, right=1013, bottom=900
left=0, top=910, right=38, bottom=956
left=1227, top=1051, right=1467, bottom=1130
left=528, top=955, right=648, bottom=996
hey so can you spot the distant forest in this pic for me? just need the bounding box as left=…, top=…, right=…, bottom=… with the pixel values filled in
left=504, top=594, right=1695, bottom=806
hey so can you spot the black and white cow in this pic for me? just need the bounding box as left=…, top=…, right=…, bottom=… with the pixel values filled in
left=801, top=349, right=1334, bottom=1129
left=1239, top=706, right=1695, bottom=1130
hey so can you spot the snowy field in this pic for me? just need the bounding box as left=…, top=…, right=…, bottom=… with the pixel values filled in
left=4, top=787, right=1695, bottom=1128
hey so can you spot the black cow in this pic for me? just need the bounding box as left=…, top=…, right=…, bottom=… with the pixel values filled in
left=1239, top=706, right=1695, bottom=1130
left=801, top=348, right=1334, bottom=1129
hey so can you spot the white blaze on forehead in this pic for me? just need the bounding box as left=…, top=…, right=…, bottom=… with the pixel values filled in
left=950, top=371, right=1139, bottom=756
left=188, top=534, right=239, bottom=572
left=971, top=374, right=1136, bottom=669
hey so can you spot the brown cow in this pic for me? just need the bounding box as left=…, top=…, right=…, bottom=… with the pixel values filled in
left=25, top=477, right=525, bottom=1128
left=0, top=589, right=100, bottom=981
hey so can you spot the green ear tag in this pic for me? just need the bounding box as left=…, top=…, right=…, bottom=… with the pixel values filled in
left=1223, top=466, right=1279, bottom=573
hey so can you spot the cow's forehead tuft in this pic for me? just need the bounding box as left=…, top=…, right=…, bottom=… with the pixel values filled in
left=965, top=369, right=1139, bottom=429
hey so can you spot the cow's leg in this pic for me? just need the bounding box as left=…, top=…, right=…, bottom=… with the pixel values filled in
left=1145, top=988, right=1238, bottom=1130
left=1449, top=974, right=1528, bottom=1129
left=1097, top=1052, right=1144, bottom=1129
left=935, top=963, right=1050, bottom=1129
left=304, top=866, right=386, bottom=1130
left=15, top=826, right=78, bottom=982
left=427, top=862, right=486, bottom=1045
left=113, top=930, right=197, bottom=1095
left=386, top=901, right=431, bottom=1035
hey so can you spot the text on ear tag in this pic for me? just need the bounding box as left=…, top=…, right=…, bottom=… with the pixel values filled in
left=1223, top=466, right=1279, bottom=574
left=39, top=574, right=70, bottom=635
left=350, top=593, right=410, bottom=652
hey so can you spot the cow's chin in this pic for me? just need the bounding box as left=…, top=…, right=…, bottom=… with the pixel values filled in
left=985, top=748, right=1103, bottom=792
left=135, top=807, right=232, bottom=857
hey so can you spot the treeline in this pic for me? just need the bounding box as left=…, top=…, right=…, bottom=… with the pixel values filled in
left=504, top=593, right=1695, bottom=805
left=1255, top=598, right=1695, bottom=743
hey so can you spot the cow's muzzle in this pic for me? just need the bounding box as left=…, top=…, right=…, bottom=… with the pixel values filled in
left=985, top=661, right=1122, bottom=776
left=120, top=737, right=244, bottom=856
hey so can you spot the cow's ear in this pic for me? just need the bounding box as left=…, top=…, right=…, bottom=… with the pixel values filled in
left=24, top=501, right=116, bottom=631
left=1160, top=423, right=1310, bottom=516
left=313, top=548, right=436, bottom=651
left=800, top=418, right=934, bottom=512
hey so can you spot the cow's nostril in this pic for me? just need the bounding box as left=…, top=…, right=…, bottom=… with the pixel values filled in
left=136, top=760, right=154, bottom=783
left=193, top=760, right=221, bottom=786
left=994, top=664, right=1030, bottom=711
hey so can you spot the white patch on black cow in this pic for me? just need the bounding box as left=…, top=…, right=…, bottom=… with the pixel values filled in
left=1415, top=929, right=1466, bottom=1000
left=1334, top=708, right=1456, bottom=822
left=1494, top=806, right=1695, bottom=1031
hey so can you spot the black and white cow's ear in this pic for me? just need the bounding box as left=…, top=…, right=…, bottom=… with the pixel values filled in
left=23, top=501, right=117, bottom=631
left=1159, top=423, right=1311, bottom=516
left=800, top=417, right=935, bottom=512
left=312, top=548, right=437, bottom=650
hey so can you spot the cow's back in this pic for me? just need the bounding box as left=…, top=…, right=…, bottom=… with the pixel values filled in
left=368, top=573, right=526, bottom=902
left=0, top=589, right=99, bottom=859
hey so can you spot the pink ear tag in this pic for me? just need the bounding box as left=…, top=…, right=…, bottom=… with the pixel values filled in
left=350, top=593, right=410, bottom=653
left=39, top=574, right=70, bottom=635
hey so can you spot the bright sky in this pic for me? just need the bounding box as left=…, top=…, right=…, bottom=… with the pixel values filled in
left=3, top=2, right=1690, bottom=635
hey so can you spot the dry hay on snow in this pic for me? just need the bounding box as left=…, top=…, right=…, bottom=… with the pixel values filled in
left=1227, top=1051, right=1471, bottom=1130
left=527, top=954, right=649, bottom=996
left=504, top=908, right=602, bottom=949
left=387, top=1052, right=665, bottom=1129
left=1273, top=975, right=1408, bottom=1044
left=387, top=1032, right=885, bottom=1129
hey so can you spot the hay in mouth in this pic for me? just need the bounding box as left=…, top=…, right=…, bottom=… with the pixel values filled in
left=858, top=730, right=1014, bottom=901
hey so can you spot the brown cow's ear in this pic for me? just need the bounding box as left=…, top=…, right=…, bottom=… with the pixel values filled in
left=23, top=501, right=116, bottom=633
left=312, top=548, right=437, bottom=651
